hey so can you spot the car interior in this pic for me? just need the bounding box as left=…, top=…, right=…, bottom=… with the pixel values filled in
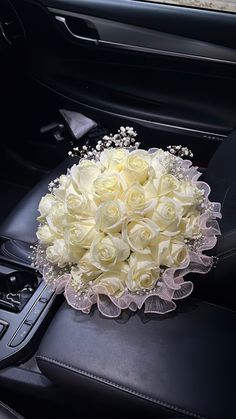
left=0, top=0, right=236, bottom=418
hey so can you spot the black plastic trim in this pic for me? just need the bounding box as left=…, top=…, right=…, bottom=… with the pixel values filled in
left=49, top=7, right=236, bottom=65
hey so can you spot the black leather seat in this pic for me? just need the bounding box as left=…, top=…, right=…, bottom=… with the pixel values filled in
left=1, top=131, right=236, bottom=419
left=0, top=156, right=76, bottom=245
left=0, top=156, right=77, bottom=265
left=0, top=401, right=24, bottom=419
left=37, top=299, right=236, bottom=419
left=190, top=129, right=236, bottom=309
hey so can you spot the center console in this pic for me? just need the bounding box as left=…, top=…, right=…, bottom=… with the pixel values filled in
left=0, top=245, right=58, bottom=369
left=0, top=124, right=87, bottom=370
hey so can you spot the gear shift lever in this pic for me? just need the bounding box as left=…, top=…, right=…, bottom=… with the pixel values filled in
left=0, top=269, right=38, bottom=312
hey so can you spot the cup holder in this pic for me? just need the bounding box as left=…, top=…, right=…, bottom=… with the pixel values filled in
left=0, top=270, right=39, bottom=312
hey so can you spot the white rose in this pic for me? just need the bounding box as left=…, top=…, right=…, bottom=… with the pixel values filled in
left=36, top=224, right=55, bottom=245
left=46, top=202, right=67, bottom=235
left=124, top=184, right=156, bottom=215
left=46, top=239, right=69, bottom=268
left=70, top=160, right=101, bottom=193
left=151, top=235, right=188, bottom=267
left=70, top=257, right=101, bottom=292
left=153, top=174, right=179, bottom=197
left=53, top=175, right=77, bottom=201
left=123, top=218, right=159, bottom=254
left=100, top=148, right=129, bottom=172
left=127, top=253, right=160, bottom=292
left=170, top=181, right=200, bottom=215
left=143, top=179, right=158, bottom=200
left=90, top=234, right=130, bottom=271
left=150, top=149, right=170, bottom=175
left=66, top=193, right=96, bottom=217
left=58, top=174, right=69, bottom=187
left=125, top=150, right=150, bottom=184
left=64, top=219, right=96, bottom=249
left=67, top=245, right=86, bottom=265
left=93, top=173, right=125, bottom=202
left=95, top=200, right=126, bottom=233
left=38, top=194, right=56, bottom=221
left=94, top=266, right=128, bottom=297
left=150, top=196, right=182, bottom=234
left=77, top=251, right=102, bottom=281
left=180, top=213, right=200, bottom=238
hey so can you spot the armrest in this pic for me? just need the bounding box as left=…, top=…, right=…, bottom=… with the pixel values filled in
left=36, top=299, right=236, bottom=419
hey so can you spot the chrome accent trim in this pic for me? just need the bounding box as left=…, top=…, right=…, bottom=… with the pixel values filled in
left=97, top=39, right=235, bottom=65
left=0, top=21, right=12, bottom=45
left=55, top=16, right=98, bottom=44
left=50, top=7, right=236, bottom=65
left=34, top=78, right=227, bottom=141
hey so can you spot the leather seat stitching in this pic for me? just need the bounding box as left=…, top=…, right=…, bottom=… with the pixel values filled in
left=0, top=401, right=24, bottom=419
left=37, top=355, right=207, bottom=419
left=217, top=250, right=236, bottom=261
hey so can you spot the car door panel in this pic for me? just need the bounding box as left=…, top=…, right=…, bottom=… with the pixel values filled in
left=9, top=0, right=236, bottom=165
left=49, top=8, right=236, bottom=65
left=32, top=0, right=236, bottom=51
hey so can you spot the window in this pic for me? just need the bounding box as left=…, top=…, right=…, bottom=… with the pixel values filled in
left=146, top=0, right=236, bottom=13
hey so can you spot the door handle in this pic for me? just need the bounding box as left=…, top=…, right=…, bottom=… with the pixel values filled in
left=0, top=21, right=12, bottom=45
left=55, top=16, right=98, bottom=45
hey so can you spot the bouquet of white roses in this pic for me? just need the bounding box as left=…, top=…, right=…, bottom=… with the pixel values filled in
left=34, top=127, right=221, bottom=317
